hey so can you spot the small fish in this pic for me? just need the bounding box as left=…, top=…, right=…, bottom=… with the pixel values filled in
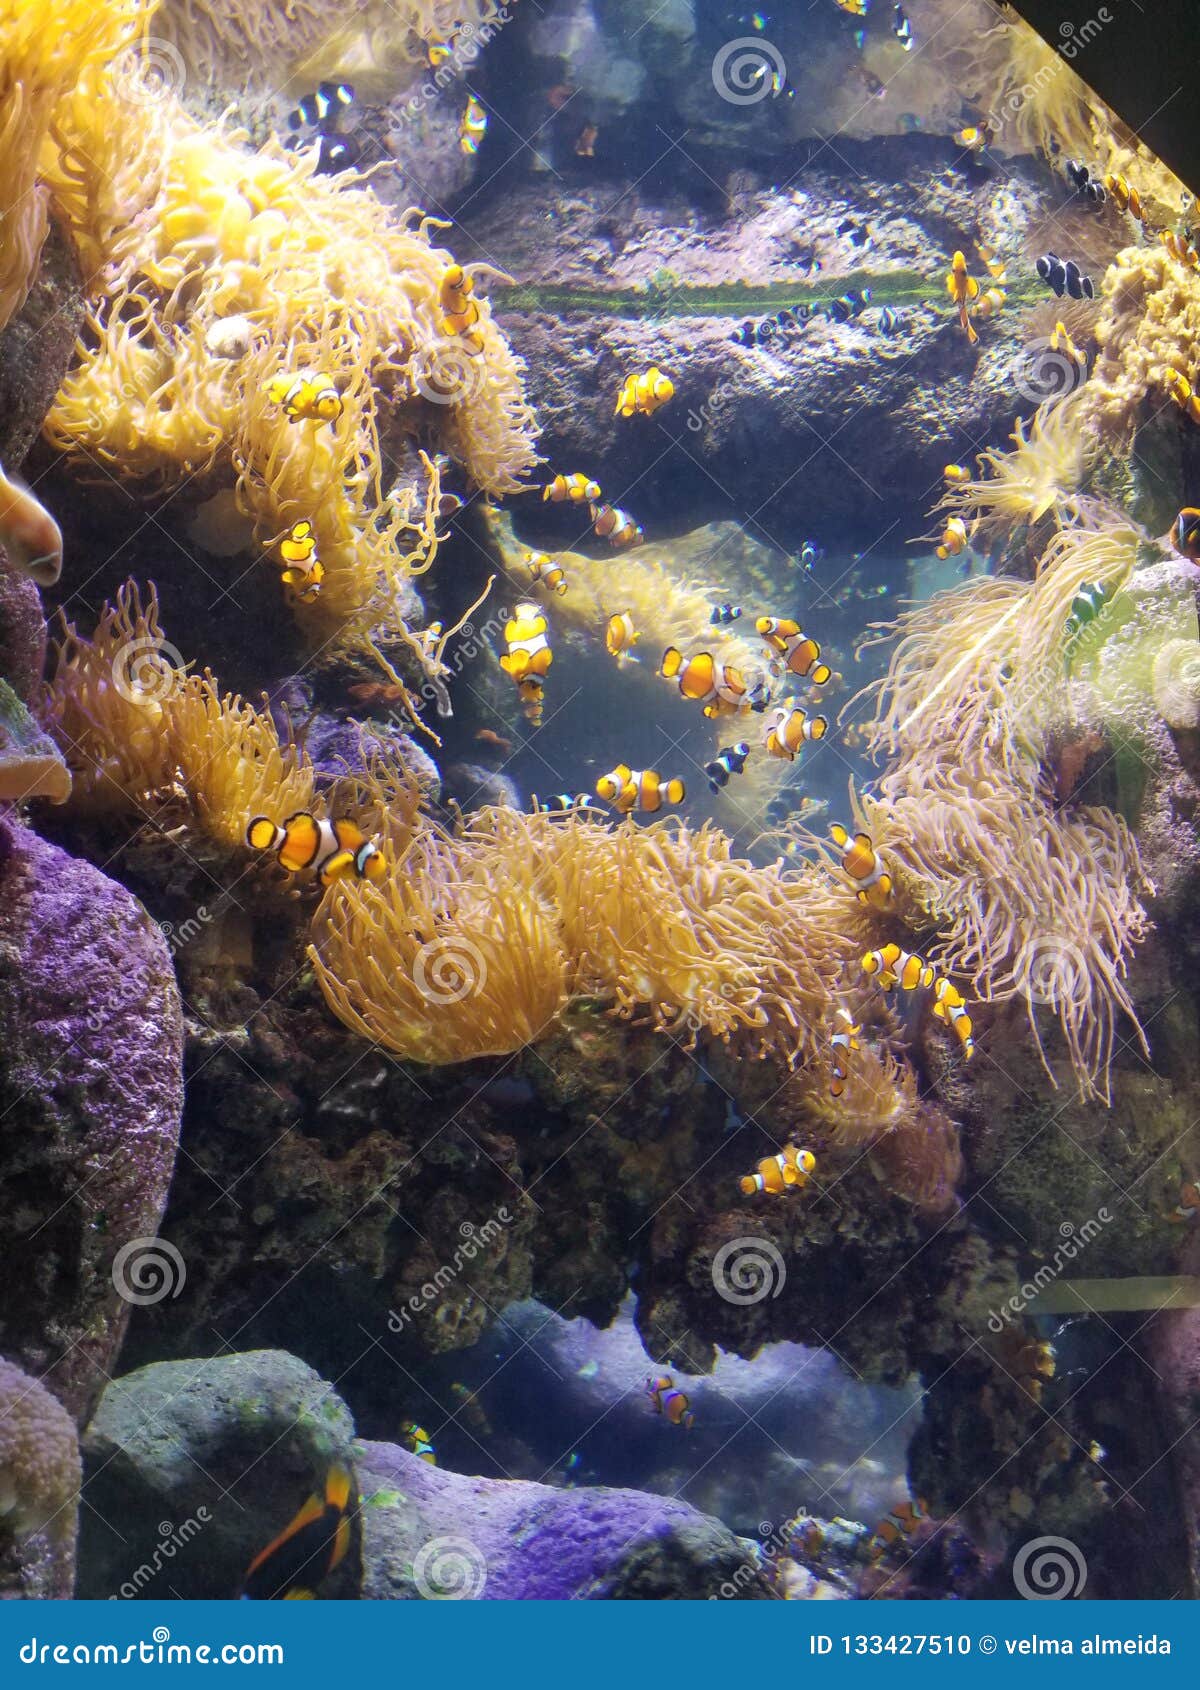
left=543, top=471, right=601, bottom=504
left=290, top=80, right=354, bottom=130
left=473, top=727, right=513, bottom=756
left=974, top=284, right=1006, bottom=318
left=830, top=823, right=892, bottom=906
left=756, top=617, right=832, bottom=684
left=426, top=35, right=456, bottom=68
left=0, top=463, right=62, bottom=585
left=945, top=250, right=980, bottom=345
left=450, top=1382, right=491, bottom=1434
left=798, top=540, right=823, bottom=571
left=267, top=369, right=343, bottom=425
left=944, top=463, right=972, bottom=483
left=1065, top=158, right=1105, bottom=206
left=345, top=680, right=406, bottom=709
left=574, top=122, right=598, bottom=158
left=1165, top=369, right=1200, bottom=422
left=313, top=134, right=359, bottom=175
left=705, top=741, right=751, bottom=792
left=1063, top=579, right=1112, bottom=642
left=869, top=1498, right=927, bottom=1558
left=535, top=791, right=592, bottom=813
left=605, top=610, right=639, bottom=663
left=954, top=123, right=993, bottom=151
left=660, top=647, right=748, bottom=718
left=522, top=550, right=567, bottom=595
left=937, top=516, right=969, bottom=559
left=862, top=943, right=934, bottom=992
left=400, top=1421, right=436, bottom=1464
left=1104, top=173, right=1148, bottom=223
left=615, top=366, right=674, bottom=419
left=1051, top=318, right=1087, bottom=371
left=830, top=1008, right=861, bottom=1098
left=1162, top=229, right=1200, bottom=269
left=576, top=1359, right=600, bottom=1379
left=591, top=502, right=644, bottom=549
left=239, top=1465, right=353, bottom=1600
left=246, top=811, right=387, bottom=887
left=836, top=218, right=871, bottom=247
left=892, top=3, right=913, bottom=49
left=1173, top=507, right=1200, bottom=560
left=646, top=1373, right=695, bottom=1428
left=545, top=82, right=575, bottom=111
left=763, top=704, right=827, bottom=760
left=278, top=519, right=324, bottom=603
left=828, top=288, right=871, bottom=322
left=877, top=307, right=901, bottom=334
left=1168, top=1180, right=1200, bottom=1223
left=499, top=601, right=552, bottom=684
left=709, top=603, right=742, bottom=624
left=1036, top=253, right=1095, bottom=300
left=1007, top=1337, right=1055, bottom=1402
left=595, top=763, right=686, bottom=815
left=931, top=976, right=975, bottom=1058
left=518, top=676, right=544, bottom=725
left=459, top=94, right=488, bottom=155
left=439, top=263, right=484, bottom=353
left=740, top=1145, right=816, bottom=1196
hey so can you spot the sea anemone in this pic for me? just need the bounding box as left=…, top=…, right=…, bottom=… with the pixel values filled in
left=0, top=1357, right=81, bottom=1599
left=937, top=394, right=1094, bottom=545
left=1081, top=243, right=1200, bottom=441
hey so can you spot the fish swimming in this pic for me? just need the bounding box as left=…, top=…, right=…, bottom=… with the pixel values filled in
left=595, top=763, right=686, bottom=814
left=869, top=1498, right=927, bottom=1558
left=945, top=250, right=980, bottom=345
left=1165, top=368, right=1200, bottom=422
left=1174, top=508, right=1200, bottom=560
left=1104, top=173, right=1148, bottom=224
left=267, top=370, right=343, bottom=426
left=828, top=288, right=871, bottom=322
left=500, top=601, right=553, bottom=684
left=1162, top=229, right=1200, bottom=269
left=615, top=366, right=674, bottom=418
left=1063, top=579, right=1113, bottom=642
left=574, top=122, right=598, bottom=158
left=439, top=263, right=484, bottom=354
left=1065, top=158, right=1105, bottom=205
left=660, top=647, right=748, bottom=717
left=605, top=610, right=639, bottom=663
left=517, top=676, right=544, bottom=725
left=892, top=4, right=913, bottom=49
left=400, top=1421, right=437, bottom=1464
left=278, top=519, right=324, bottom=603
left=762, top=704, right=827, bottom=760
left=830, top=823, right=892, bottom=906
left=709, top=603, right=743, bottom=624
left=705, top=741, right=751, bottom=792
left=740, top=1146, right=816, bottom=1195
left=1051, top=319, right=1087, bottom=371
left=0, top=464, right=62, bottom=585
left=798, top=540, right=823, bottom=571
left=862, top=943, right=934, bottom=992
left=459, top=93, right=488, bottom=155
left=534, top=791, right=592, bottom=813
left=1169, top=1180, right=1200, bottom=1223
left=543, top=472, right=601, bottom=504
left=756, top=617, right=832, bottom=684
left=953, top=123, right=993, bottom=151
left=591, top=502, right=643, bottom=549
left=937, top=517, right=969, bottom=560
left=1036, top=253, right=1095, bottom=300
left=646, top=1374, right=695, bottom=1428
left=877, top=307, right=901, bottom=333
left=240, top=1465, right=353, bottom=1600
left=830, top=1008, right=861, bottom=1098
left=290, top=81, right=354, bottom=130
left=522, top=551, right=567, bottom=595
left=931, top=977, right=975, bottom=1059
left=944, top=463, right=972, bottom=484
left=246, top=811, right=387, bottom=887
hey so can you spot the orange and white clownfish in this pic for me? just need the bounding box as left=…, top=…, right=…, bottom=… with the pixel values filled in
left=459, top=93, right=488, bottom=155
left=0, top=463, right=62, bottom=585
left=739, top=1145, right=816, bottom=1196
left=517, top=676, right=544, bottom=725
left=762, top=704, right=827, bottom=760
left=278, top=520, right=324, bottom=603
left=1165, top=368, right=1200, bottom=423
left=615, top=366, right=674, bottom=419
left=591, top=502, right=643, bottom=549
left=943, top=463, right=972, bottom=484
left=660, top=647, right=747, bottom=718
left=931, top=976, right=975, bottom=1059
left=829, top=1008, right=861, bottom=1099
left=439, top=263, right=484, bottom=354
left=830, top=823, right=892, bottom=907
left=595, top=763, right=685, bottom=815
left=862, top=943, right=934, bottom=993
left=953, top=123, right=993, bottom=151
left=239, top=1464, right=353, bottom=1599
left=400, top=1421, right=437, bottom=1464
left=543, top=472, right=600, bottom=504
left=1168, top=1180, right=1200, bottom=1223
left=945, top=249, right=980, bottom=345
left=606, top=610, right=639, bottom=663
left=266, top=369, right=343, bottom=426
left=868, top=1498, right=927, bottom=1558
left=755, top=617, right=832, bottom=685
left=1174, top=508, right=1200, bottom=561
left=646, top=1374, right=695, bottom=1429
left=500, top=601, right=553, bottom=683
left=1162, top=229, right=1200, bottom=269
left=1104, top=173, right=1148, bottom=224
left=937, top=517, right=969, bottom=560
left=522, top=551, right=567, bottom=595
left=246, top=811, right=387, bottom=887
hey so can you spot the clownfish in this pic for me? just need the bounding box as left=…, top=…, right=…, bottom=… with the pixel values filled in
left=710, top=603, right=742, bottom=624
left=459, top=94, right=488, bottom=155
left=0, top=463, right=62, bottom=585
left=705, top=741, right=750, bottom=792
left=830, top=823, right=892, bottom=907
left=833, top=0, right=868, bottom=13
left=543, top=472, right=600, bottom=504
left=534, top=791, right=592, bottom=814
left=1165, top=369, right=1200, bottom=423
left=954, top=123, right=993, bottom=151
left=931, top=976, right=975, bottom=1059
left=868, top=1498, right=927, bottom=1558
left=945, top=250, right=979, bottom=345
left=615, top=366, right=674, bottom=418
left=278, top=520, right=324, bottom=602
left=591, top=502, right=643, bottom=549
left=450, top=1381, right=492, bottom=1435
left=518, top=676, right=544, bottom=725
left=1162, top=229, right=1200, bottom=269
left=1174, top=508, right=1200, bottom=561
left=1104, top=173, right=1148, bottom=224
left=660, top=647, right=748, bottom=718
left=830, top=1009, right=861, bottom=1098
left=606, top=610, right=639, bottom=663
left=499, top=601, right=553, bottom=683
left=937, top=517, right=969, bottom=560
left=739, top=1145, right=816, bottom=1196
left=1006, top=1337, right=1056, bottom=1402
left=944, top=463, right=972, bottom=484
left=575, top=122, right=599, bottom=158
left=1063, top=579, right=1112, bottom=642
left=400, top=1421, right=437, bottom=1464
left=239, top=1465, right=353, bottom=1600
left=974, top=284, right=1007, bottom=319
left=1168, top=1180, right=1200, bottom=1223
left=290, top=81, right=354, bottom=131
left=522, top=551, right=567, bottom=595
left=439, top=263, right=484, bottom=354
left=595, top=763, right=685, bottom=815
left=1051, top=319, right=1087, bottom=371
left=763, top=704, right=827, bottom=760
left=246, top=812, right=387, bottom=888
left=862, top=943, right=934, bottom=993
left=756, top=617, right=832, bottom=684
left=1036, top=253, right=1095, bottom=300
left=646, top=1374, right=695, bottom=1429
left=266, top=369, right=342, bottom=426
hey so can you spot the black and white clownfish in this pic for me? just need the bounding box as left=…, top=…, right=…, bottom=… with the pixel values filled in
left=400, top=1421, right=437, bottom=1464
left=709, top=602, right=743, bottom=624
left=830, top=1008, right=861, bottom=1098
left=830, top=823, right=892, bottom=907
left=1173, top=508, right=1200, bottom=561
left=756, top=617, right=832, bottom=684
left=892, top=4, right=914, bottom=49
left=1036, top=253, right=1095, bottom=300
left=239, top=1465, right=353, bottom=1600
left=595, top=764, right=686, bottom=815
left=862, top=943, right=934, bottom=993
left=246, top=812, right=387, bottom=887
left=660, top=648, right=748, bottom=718
left=646, top=1374, right=695, bottom=1429
left=290, top=81, right=355, bottom=131
left=705, top=741, right=750, bottom=792
left=534, top=792, right=592, bottom=814
left=278, top=519, right=324, bottom=602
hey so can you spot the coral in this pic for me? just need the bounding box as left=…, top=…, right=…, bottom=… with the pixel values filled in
left=0, top=679, right=71, bottom=803
left=0, top=1356, right=80, bottom=1599
left=936, top=395, right=1095, bottom=544
left=0, top=562, right=47, bottom=703
left=1081, top=243, right=1200, bottom=441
